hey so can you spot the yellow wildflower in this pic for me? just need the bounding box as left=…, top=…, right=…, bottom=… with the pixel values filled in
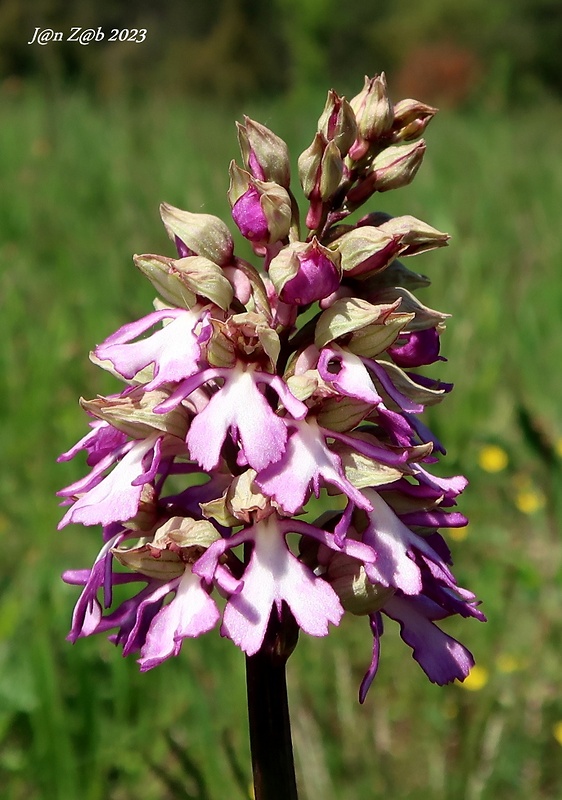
left=457, top=664, right=488, bottom=691
left=478, top=445, right=508, bottom=473
left=515, top=487, right=545, bottom=515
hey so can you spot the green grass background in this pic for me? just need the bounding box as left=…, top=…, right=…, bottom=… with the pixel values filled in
left=1, top=84, right=562, bottom=799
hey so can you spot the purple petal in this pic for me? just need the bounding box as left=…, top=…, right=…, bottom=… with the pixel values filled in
left=389, top=328, right=442, bottom=367
left=138, top=570, right=220, bottom=670
left=398, top=510, right=469, bottom=529
left=58, top=421, right=127, bottom=466
left=188, top=367, right=288, bottom=472
left=383, top=595, right=475, bottom=684
left=256, top=419, right=371, bottom=515
left=361, top=490, right=423, bottom=594
left=362, top=357, right=424, bottom=414
left=359, top=613, right=383, bottom=703
left=318, top=346, right=383, bottom=405
left=58, top=435, right=161, bottom=528
left=221, top=517, right=343, bottom=655
left=95, top=308, right=206, bottom=389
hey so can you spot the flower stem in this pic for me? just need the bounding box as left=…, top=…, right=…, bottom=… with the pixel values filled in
left=245, top=605, right=300, bottom=800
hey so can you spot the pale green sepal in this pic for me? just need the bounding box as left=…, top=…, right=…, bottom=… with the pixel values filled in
left=227, top=161, right=250, bottom=205
left=159, top=203, right=234, bottom=267
left=327, top=553, right=395, bottom=615
left=314, top=297, right=406, bottom=349
left=335, top=225, right=401, bottom=274
left=298, top=133, right=325, bottom=198
left=227, top=469, right=274, bottom=523
left=80, top=390, right=189, bottom=439
left=200, top=494, right=239, bottom=527
left=259, top=182, right=293, bottom=243
left=286, top=373, right=318, bottom=402
left=372, top=286, right=449, bottom=331
left=268, top=245, right=300, bottom=295
left=374, top=360, right=447, bottom=406
left=134, top=254, right=197, bottom=309
left=232, top=257, right=272, bottom=319
left=319, top=140, right=344, bottom=201
left=237, top=117, right=291, bottom=188
left=112, top=545, right=186, bottom=580
left=377, top=215, right=449, bottom=255
left=173, top=256, right=234, bottom=311
left=315, top=298, right=395, bottom=348
left=336, top=447, right=404, bottom=488
left=371, top=140, right=426, bottom=192
left=317, top=395, right=372, bottom=432
left=153, top=516, right=221, bottom=551
left=317, top=90, right=358, bottom=157
left=347, top=311, right=415, bottom=357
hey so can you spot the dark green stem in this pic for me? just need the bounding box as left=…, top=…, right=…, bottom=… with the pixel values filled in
left=245, top=605, right=300, bottom=800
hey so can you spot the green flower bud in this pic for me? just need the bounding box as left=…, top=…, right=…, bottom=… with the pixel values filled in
left=326, top=552, right=395, bottom=615
left=348, top=73, right=394, bottom=160
left=335, top=225, right=404, bottom=277
left=237, top=116, right=291, bottom=188
left=315, top=296, right=407, bottom=350
left=159, top=203, right=234, bottom=267
left=298, top=134, right=343, bottom=202
left=134, top=253, right=234, bottom=311
left=346, top=141, right=426, bottom=205
left=370, top=141, right=426, bottom=192
left=376, top=215, right=449, bottom=255
left=317, top=89, right=358, bottom=156
left=391, top=98, right=438, bottom=143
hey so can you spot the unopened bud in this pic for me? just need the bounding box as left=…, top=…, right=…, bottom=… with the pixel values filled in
left=376, top=215, right=449, bottom=255
left=346, top=140, right=426, bottom=205
left=298, top=134, right=344, bottom=202
left=269, top=237, right=342, bottom=305
left=325, top=552, right=395, bottom=615
left=228, top=162, right=292, bottom=245
left=317, top=89, right=358, bottom=156
left=391, top=98, right=438, bottom=143
left=348, top=73, right=394, bottom=160
left=335, top=225, right=404, bottom=277
left=237, top=116, right=291, bottom=188
left=159, top=203, right=234, bottom=267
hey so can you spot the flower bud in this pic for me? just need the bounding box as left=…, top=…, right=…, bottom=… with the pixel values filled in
left=159, top=203, right=234, bottom=267
left=80, top=389, right=190, bottom=440
left=325, top=552, right=395, bottom=615
left=346, top=140, right=426, bottom=205
left=317, top=89, right=358, bottom=156
left=348, top=73, right=394, bottom=160
left=227, top=469, right=275, bottom=523
left=335, top=226, right=404, bottom=277
left=237, top=116, right=291, bottom=188
left=391, top=98, right=438, bottom=143
left=269, top=238, right=342, bottom=305
left=371, top=141, right=426, bottom=192
left=228, top=162, right=292, bottom=245
left=298, top=134, right=344, bottom=202
left=358, top=214, right=449, bottom=256
left=134, top=253, right=234, bottom=310
left=376, top=215, right=449, bottom=255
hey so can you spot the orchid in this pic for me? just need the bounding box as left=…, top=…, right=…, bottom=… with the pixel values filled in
left=58, top=74, right=483, bottom=800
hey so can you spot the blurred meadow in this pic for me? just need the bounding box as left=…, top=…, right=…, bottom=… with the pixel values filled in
left=2, top=2, right=562, bottom=798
